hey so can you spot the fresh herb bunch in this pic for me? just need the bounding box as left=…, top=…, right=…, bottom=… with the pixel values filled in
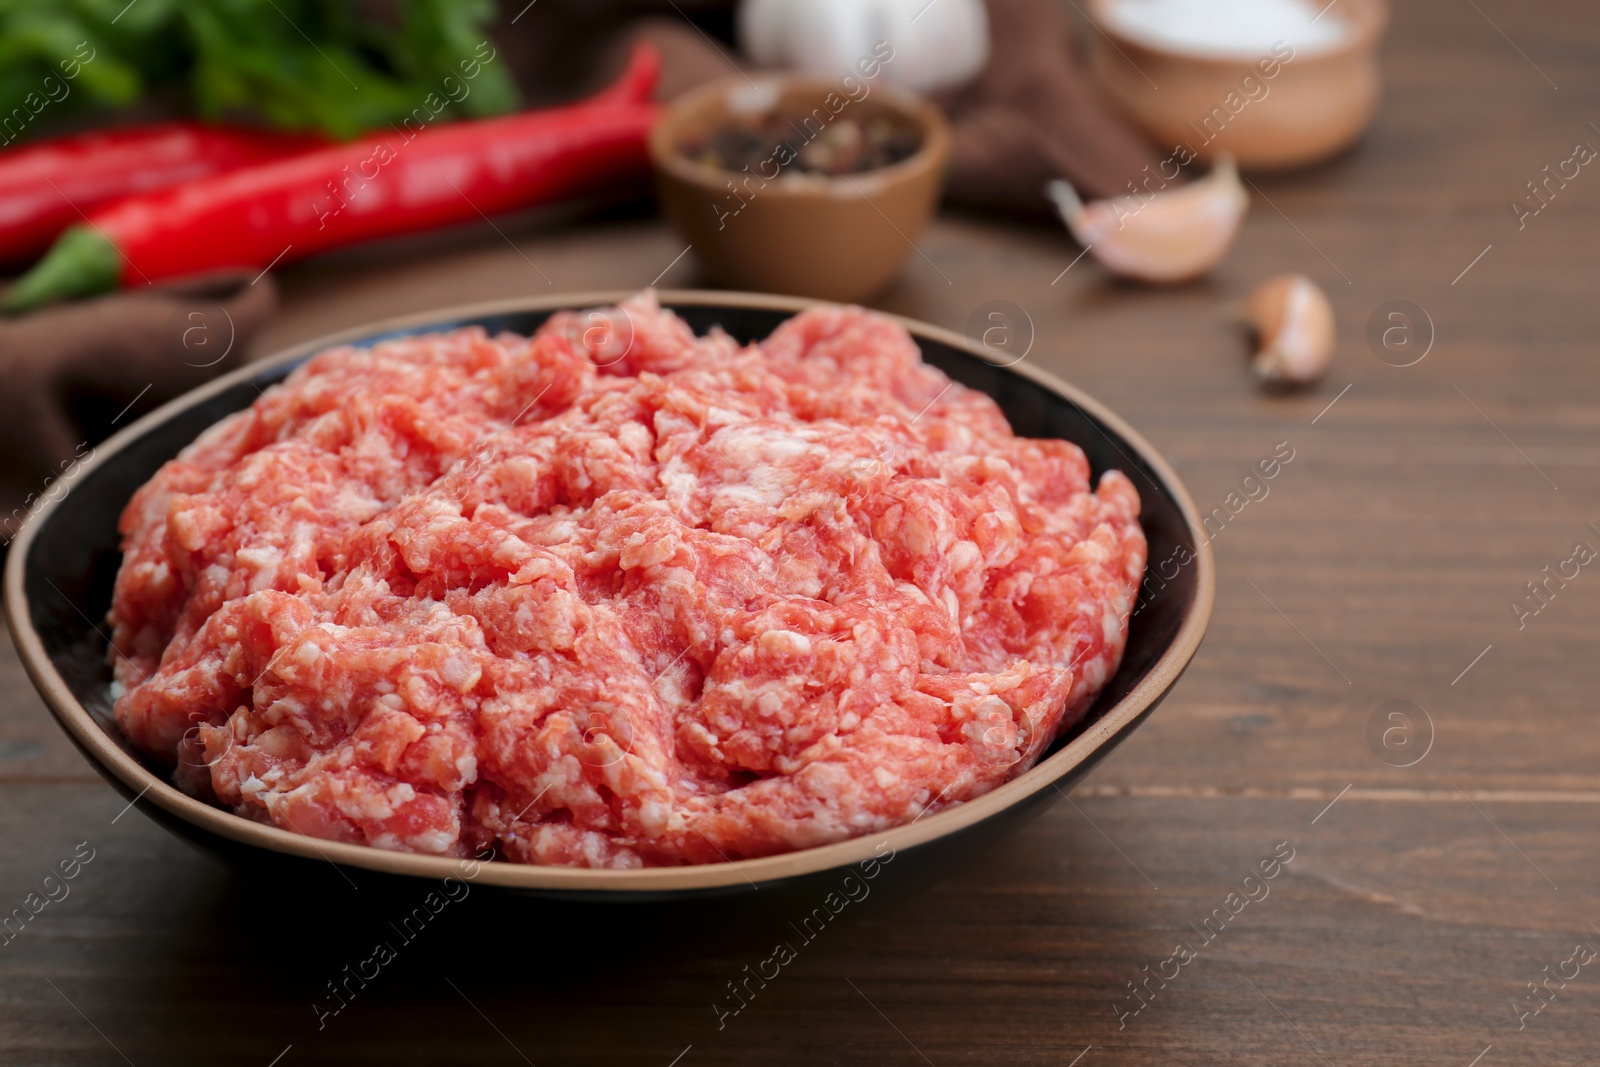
left=0, top=0, right=518, bottom=139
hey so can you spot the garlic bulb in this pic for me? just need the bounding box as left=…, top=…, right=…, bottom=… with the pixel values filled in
left=1046, top=156, right=1249, bottom=285
left=738, top=0, right=991, bottom=95
left=1242, top=274, right=1335, bottom=387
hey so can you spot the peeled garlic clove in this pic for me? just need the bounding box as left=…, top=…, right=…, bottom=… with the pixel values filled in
left=1046, top=156, right=1249, bottom=285
left=1243, top=274, right=1335, bottom=388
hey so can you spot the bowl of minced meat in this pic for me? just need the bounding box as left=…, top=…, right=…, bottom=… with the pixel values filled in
left=6, top=291, right=1212, bottom=893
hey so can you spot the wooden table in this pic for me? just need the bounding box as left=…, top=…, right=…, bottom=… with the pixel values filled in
left=5, top=2, right=1598, bottom=1062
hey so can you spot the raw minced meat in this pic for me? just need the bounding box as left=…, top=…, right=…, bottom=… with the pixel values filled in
left=108, top=293, right=1147, bottom=868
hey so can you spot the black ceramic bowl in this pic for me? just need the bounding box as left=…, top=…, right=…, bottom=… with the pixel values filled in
left=4, top=291, right=1212, bottom=898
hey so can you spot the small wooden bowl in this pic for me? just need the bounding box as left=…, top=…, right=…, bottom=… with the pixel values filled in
left=1086, top=0, right=1390, bottom=171
left=650, top=75, right=951, bottom=302
left=4, top=292, right=1212, bottom=899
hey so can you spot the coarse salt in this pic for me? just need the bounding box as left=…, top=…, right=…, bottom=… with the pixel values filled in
left=1103, top=0, right=1350, bottom=58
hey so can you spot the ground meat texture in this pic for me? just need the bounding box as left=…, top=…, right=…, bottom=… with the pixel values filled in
left=108, top=293, right=1147, bottom=868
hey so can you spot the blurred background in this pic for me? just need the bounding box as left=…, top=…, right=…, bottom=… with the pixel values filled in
left=0, top=0, right=1390, bottom=525
left=4, top=2, right=1600, bottom=1065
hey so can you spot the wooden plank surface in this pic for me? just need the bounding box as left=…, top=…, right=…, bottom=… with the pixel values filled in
left=4, top=0, right=1600, bottom=1062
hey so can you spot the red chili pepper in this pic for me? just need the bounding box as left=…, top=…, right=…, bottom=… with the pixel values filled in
left=0, top=123, right=325, bottom=264
left=5, top=44, right=662, bottom=312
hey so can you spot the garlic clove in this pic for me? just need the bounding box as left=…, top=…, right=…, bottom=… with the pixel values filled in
left=876, top=0, right=990, bottom=95
left=767, top=0, right=876, bottom=81
left=1046, top=156, right=1249, bottom=285
left=739, top=0, right=793, bottom=67
left=1242, top=273, right=1336, bottom=389
left=737, top=0, right=991, bottom=95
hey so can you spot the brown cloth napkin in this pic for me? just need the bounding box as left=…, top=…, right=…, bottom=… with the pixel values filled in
left=937, top=0, right=1167, bottom=209
left=0, top=272, right=276, bottom=543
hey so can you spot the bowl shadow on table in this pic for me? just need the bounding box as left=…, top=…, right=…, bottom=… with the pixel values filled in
left=140, top=795, right=1114, bottom=1061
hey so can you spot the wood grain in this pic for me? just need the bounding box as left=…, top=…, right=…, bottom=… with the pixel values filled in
left=3, top=0, right=1598, bottom=1061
